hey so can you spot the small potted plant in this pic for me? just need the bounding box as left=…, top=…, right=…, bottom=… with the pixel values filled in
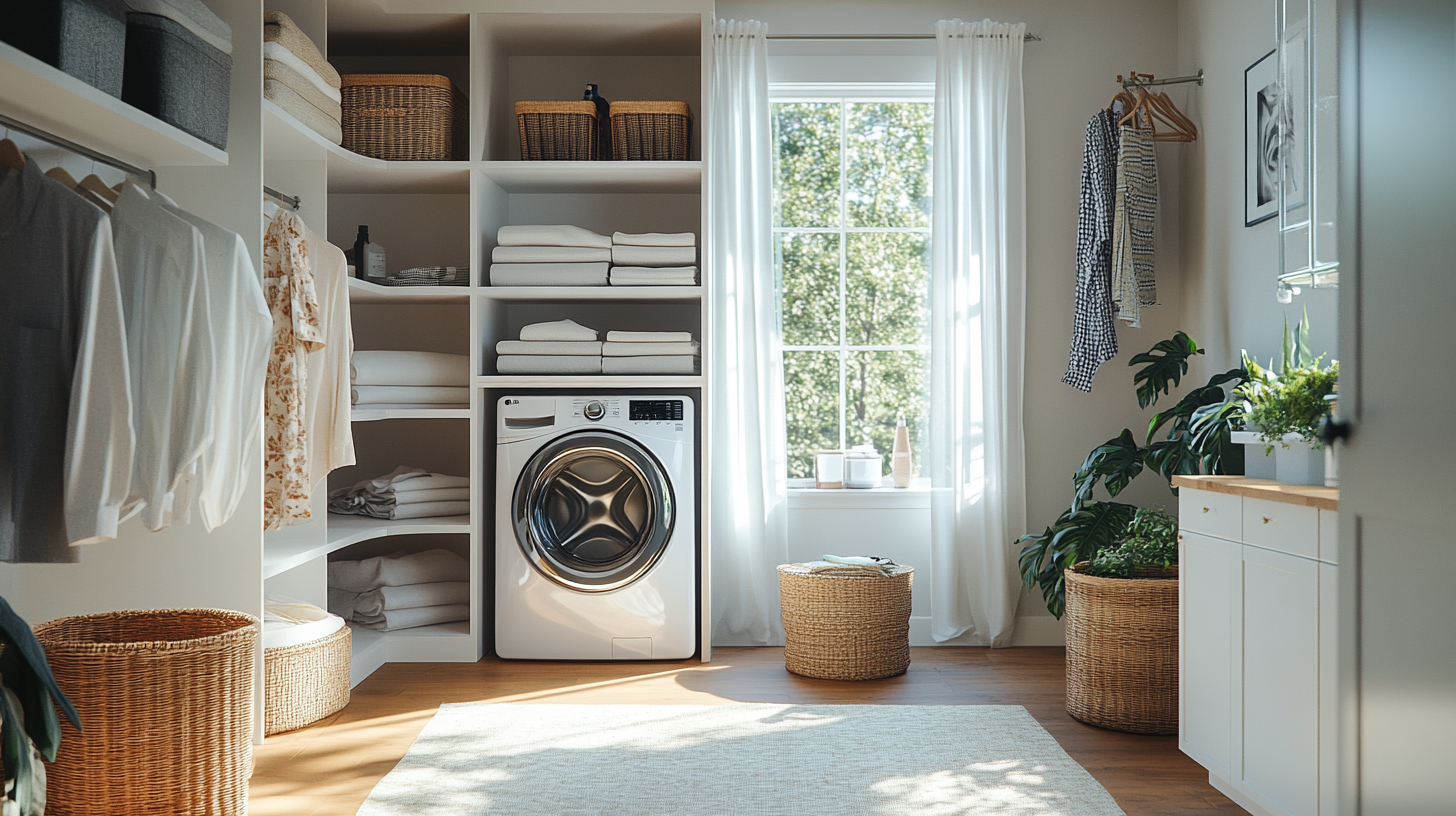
left=1234, top=312, right=1339, bottom=486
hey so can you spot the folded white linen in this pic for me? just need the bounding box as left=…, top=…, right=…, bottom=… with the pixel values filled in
left=612, top=245, right=697, bottom=267
left=264, top=42, right=340, bottom=102
left=497, top=355, right=602, bottom=375
left=264, top=60, right=341, bottom=122
left=351, top=385, right=471, bottom=405
left=602, top=356, right=698, bottom=375
left=387, top=500, right=471, bottom=519
left=328, top=548, right=469, bottom=593
left=491, top=245, right=612, bottom=263
left=603, top=341, right=700, bottom=357
left=128, top=0, right=232, bottom=54
left=327, top=589, right=360, bottom=620
left=389, top=475, right=471, bottom=494
left=498, top=225, right=611, bottom=248
left=519, top=319, right=599, bottom=342
left=495, top=340, right=603, bottom=356
left=608, top=266, right=698, bottom=278
left=612, top=231, right=696, bottom=247
left=265, top=80, right=343, bottom=145
left=352, top=582, right=470, bottom=617
left=610, top=272, right=697, bottom=287
left=329, top=467, right=471, bottom=518
left=605, top=330, right=695, bottom=343
left=361, top=466, right=470, bottom=493
left=392, top=487, right=470, bottom=505
left=489, top=262, right=609, bottom=287
left=351, top=351, right=470, bottom=387
left=354, top=603, right=471, bottom=632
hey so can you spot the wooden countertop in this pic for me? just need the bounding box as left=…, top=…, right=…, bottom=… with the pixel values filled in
left=1172, top=475, right=1339, bottom=512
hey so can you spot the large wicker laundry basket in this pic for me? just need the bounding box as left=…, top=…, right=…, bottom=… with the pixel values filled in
left=35, top=608, right=259, bottom=816
left=515, top=100, right=603, bottom=160
left=265, top=623, right=350, bottom=735
left=610, top=101, right=692, bottom=160
left=342, top=73, right=467, bottom=160
left=1063, top=564, right=1179, bottom=734
left=778, top=562, right=913, bottom=681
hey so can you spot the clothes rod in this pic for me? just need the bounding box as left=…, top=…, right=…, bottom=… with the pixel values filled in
left=263, top=185, right=301, bottom=210
left=1121, top=69, right=1204, bottom=88
left=0, top=111, right=157, bottom=189
left=768, top=33, right=1041, bottom=42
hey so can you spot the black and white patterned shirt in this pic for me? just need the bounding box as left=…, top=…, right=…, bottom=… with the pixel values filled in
left=1063, top=109, right=1120, bottom=392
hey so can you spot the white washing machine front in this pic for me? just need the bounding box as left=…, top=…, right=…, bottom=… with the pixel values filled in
left=495, top=395, right=696, bottom=660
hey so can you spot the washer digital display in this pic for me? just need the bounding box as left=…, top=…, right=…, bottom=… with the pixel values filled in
left=630, top=400, right=683, bottom=421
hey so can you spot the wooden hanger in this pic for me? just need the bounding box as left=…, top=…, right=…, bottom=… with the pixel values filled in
left=79, top=173, right=119, bottom=204
left=0, top=139, right=26, bottom=172
left=45, top=166, right=80, bottom=188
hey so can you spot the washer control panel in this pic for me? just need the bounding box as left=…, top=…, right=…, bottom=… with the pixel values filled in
left=570, top=398, right=620, bottom=420
left=630, top=400, right=684, bottom=421
left=583, top=400, right=606, bottom=420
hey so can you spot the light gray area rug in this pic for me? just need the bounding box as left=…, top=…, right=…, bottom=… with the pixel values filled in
left=357, top=704, right=1125, bottom=815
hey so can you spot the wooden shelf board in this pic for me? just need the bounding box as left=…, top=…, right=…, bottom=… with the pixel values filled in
left=348, top=277, right=472, bottom=303
left=1171, top=475, right=1339, bottom=511
left=480, top=285, right=701, bottom=301
left=262, top=514, right=471, bottom=578
left=0, top=41, right=227, bottom=168
left=351, top=404, right=471, bottom=421
left=479, top=161, right=701, bottom=193
left=478, top=375, right=703, bottom=389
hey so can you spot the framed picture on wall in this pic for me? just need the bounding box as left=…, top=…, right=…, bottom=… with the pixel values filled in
left=1245, top=49, right=1280, bottom=226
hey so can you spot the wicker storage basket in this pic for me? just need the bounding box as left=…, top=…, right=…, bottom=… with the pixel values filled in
left=35, top=608, right=258, bottom=815
left=342, top=73, right=467, bottom=161
left=265, top=623, right=350, bottom=736
left=1063, top=564, right=1179, bottom=734
left=610, top=101, right=692, bottom=161
left=778, top=562, right=913, bottom=681
left=515, top=100, right=602, bottom=161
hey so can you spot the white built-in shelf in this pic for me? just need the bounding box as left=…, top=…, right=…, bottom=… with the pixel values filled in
left=262, top=513, right=471, bottom=579
left=263, top=99, right=381, bottom=165
left=480, top=285, right=702, bottom=301
left=0, top=41, right=227, bottom=168
left=477, top=375, right=704, bottom=389
left=331, top=157, right=472, bottom=194
left=348, top=277, right=472, bottom=303
left=348, top=619, right=472, bottom=678
left=351, top=404, right=471, bottom=422
left=479, top=161, right=701, bottom=194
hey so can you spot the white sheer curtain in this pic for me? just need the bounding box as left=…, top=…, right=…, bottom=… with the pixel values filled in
left=707, top=18, right=790, bottom=646
left=929, top=19, right=1028, bottom=647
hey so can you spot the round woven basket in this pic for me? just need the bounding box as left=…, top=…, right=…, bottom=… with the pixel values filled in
left=1063, top=564, right=1179, bottom=734
left=265, top=623, right=351, bottom=736
left=778, top=563, right=913, bottom=681
left=34, top=608, right=259, bottom=816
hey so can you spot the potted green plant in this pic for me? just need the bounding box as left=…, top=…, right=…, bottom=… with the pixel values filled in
left=0, top=595, right=80, bottom=816
left=1230, top=309, right=1339, bottom=485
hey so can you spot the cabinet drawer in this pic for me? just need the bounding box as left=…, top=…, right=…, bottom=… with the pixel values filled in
left=1243, top=497, right=1319, bottom=560
left=1180, top=489, right=1241, bottom=540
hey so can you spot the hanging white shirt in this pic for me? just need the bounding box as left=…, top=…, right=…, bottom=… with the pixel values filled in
left=305, top=229, right=356, bottom=489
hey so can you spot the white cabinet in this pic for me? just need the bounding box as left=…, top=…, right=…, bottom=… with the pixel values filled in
left=1177, top=482, right=1338, bottom=816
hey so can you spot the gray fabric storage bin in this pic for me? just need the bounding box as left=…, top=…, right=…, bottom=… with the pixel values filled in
left=0, top=0, right=127, bottom=97
left=121, top=11, right=230, bottom=149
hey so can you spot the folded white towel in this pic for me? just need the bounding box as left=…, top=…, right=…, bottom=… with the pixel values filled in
left=498, top=225, right=611, bottom=248
left=264, top=42, right=339, bottom=101
left=491, top=245, right=612, bottom=263
left=388, top=501, right=470, bottom=519
left=328, top=548, right=469, bottom=593
left=362, top=467, right=470, bottom=493
left=351, top=351, right=470, bottom=387
left=603, top=341, right=700, bottom=357
left=605, top=330, right=695, bottom=343
left=497, top=355, right=602, bottom=375
left=608, top=266, right=698, bottom=278
left=520, top=319, right=599, bottom=342
left=495, top=340, right=604, bottom=356
left=392, top=487, right=470, bottom=505
left=490, top=262, right=609, bottom=287
left=352, top=582, right=470, bottom=617
left=354, top=603, right=471, bottom=632
left=612, top=245, right=697, bottom=267
left=327, top=589, right=360, bottom=619
left=612, top=231, right=696, bottom=247
left=602, top=356, right=698, bottom=375
left=610, top=272, right=697, bottom=287
left=351, top=385, right=471, bottom=405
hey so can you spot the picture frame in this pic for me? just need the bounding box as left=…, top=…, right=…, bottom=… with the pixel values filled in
left=1245, top=49, right=1280, bottom=226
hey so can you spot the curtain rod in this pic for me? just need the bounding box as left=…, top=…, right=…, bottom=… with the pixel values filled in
left=0, top=111, right=157, bottom=189
left=768, top=33, right=1041, bottom=42
left=263, top=185, right=301, bottom=210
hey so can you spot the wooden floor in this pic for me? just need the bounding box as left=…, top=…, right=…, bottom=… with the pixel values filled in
left=250, top=647, right=1246, bottom=815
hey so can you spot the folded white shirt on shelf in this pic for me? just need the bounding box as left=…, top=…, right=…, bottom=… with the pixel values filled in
left=519, top=319, right=600, bottom=342
left=605, top=330, right=694, bottom=343
left=602, top=356, right=698, bottom=375
left=351, top=385, right=471, bottom=405
left=347, top=581, right=471, bottom=618
left=351, top=350, right=469, bottom=387
left=328, top=548, right=469, bottom=593
left=495, top=340, right=604, bottom=356
left=497, top=355, right=602, bottom=375
left=611, top=245, right=697, bottom=267
left=491, top=245, right=612, bottom=264
left=603, top=341, right=700, bottom=357
left=489, top=262, right=609, bottom=287
left=612, top=231, right=696, bottom=247
left=498, top=225, right=612, bottom=248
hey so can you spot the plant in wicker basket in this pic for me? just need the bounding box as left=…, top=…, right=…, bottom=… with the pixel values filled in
left=0, top=595, right=80, bottom=816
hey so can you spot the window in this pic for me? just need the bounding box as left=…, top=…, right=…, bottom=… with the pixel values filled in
left=772, top=91, right=933, bottom=481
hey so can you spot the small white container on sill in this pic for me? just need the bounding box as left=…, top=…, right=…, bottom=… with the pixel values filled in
left=814, top=450, right=845, bottom=489
left=845, top=444, right=883, bottom=489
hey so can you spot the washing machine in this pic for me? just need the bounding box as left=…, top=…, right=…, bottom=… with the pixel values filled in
left=495, top=394, right=696, bottom=660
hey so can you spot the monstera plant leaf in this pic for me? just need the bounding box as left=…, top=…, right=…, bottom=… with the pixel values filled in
left=1072, top=429, right=1144, bottom=508
left=1129, top=331, right=1204, bottom=409
left=1017, top=501, right=1137, bottom=618
left=0, top=595, right=77, bottom=763
left=1189, top=399, right=1246, bottom=474
left=1146, top=368, right=1248, bottom=445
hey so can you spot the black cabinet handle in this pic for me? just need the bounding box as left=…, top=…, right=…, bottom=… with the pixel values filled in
left=1319, top=416, right=1352, bottom=445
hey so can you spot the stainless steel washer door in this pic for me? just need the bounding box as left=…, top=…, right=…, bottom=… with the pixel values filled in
left=513, top=430, right=675, bottom=592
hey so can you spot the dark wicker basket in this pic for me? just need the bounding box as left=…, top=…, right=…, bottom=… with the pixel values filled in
left=515, top=100, right=602, bottom=161
left=342, top=73, right=467, bottom=161
left=1063, top=564, right=1179, bottom=734
left=610, top=101, right=692, bottom=161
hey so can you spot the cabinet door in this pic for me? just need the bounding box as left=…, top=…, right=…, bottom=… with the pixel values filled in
left=1237, top=545, right=1321, bottom=816
left=1179, top=531, right=1235, bottom=776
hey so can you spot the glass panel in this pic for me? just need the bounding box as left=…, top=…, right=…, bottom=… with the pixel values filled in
left=845, top=102, right=933, bottom=228
left=845, top=350, right=929, bottom=479
left=1312, top=0, right=1339, bottom=269
left=845, top=232, right=930, bottom=346
left=779, top=232, right=841, bottom=346
left=784, top=351, right=841, bottom=478
left=773, top=102, right=842, bottom=228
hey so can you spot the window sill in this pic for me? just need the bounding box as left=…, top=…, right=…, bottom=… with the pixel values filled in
left=787, top=486, right=931, bottom=510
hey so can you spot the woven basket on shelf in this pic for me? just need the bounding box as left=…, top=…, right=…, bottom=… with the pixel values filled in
left=342, top=73, right=467, bottom=161
left=265, top=624, right=351, bottom=736
left=34, top=608, right=259, bottom=816
left=610, top=101, right=692, bottom=161
left=515, top=100, right=602, bottom=161
left=1063, top=564, right=1179, bottom=734
left=778, top=562, right=913, bottom=681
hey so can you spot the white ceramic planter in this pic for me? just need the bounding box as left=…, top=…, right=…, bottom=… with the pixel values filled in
left=1232, top=431, right=1276, bottom=479
left=1232, top=431, right=1326, bottom=485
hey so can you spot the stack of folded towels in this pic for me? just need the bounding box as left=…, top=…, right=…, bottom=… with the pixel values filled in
left=603, top=330, right=700, bottom=375
left=489, top=225, right=612, bottom=287
left=351, top=350, right=470, bottom=407
left=327, top=549, right=469, bottom=632
left=610, top=232, right=698, bottom=286
left=263, top=12, right=342, bottom=145
left=496, top=319, right=602, bottom=375
left=328, top=466, right=470, bottom=520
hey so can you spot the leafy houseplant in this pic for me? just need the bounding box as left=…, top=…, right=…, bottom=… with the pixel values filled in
left=0, top=595, right=79, bottom=816
left=1085, top=508, right=1179, bottom=578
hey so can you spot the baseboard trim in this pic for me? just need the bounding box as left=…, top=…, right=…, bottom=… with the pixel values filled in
left=1207, top=772, right=1270, bottom=816
left=907, top=615, right=1065, bottom=646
